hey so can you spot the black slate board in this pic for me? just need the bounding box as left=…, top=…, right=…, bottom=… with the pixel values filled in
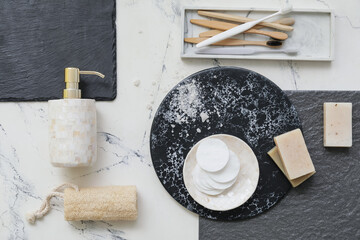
left=150, top=67, right=302, bottom=221
left=0, top=0, right=116, bottom=101
left=200, top=91, right=360, bottom=239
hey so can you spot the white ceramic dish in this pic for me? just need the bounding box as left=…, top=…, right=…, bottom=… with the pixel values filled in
left=181, top=7, right=335, bottom=61
left=183, top=134, right=259, bottom=211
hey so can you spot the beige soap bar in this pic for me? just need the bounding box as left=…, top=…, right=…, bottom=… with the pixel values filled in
left=268, top=147, right=315, bottom=187
left=274, top=129, right=315, bottom=180
left=324, top=102, right=352, bottom=147
left=64, top=185, right=137, bottom=221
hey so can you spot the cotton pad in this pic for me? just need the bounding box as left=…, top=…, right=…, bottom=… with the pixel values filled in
left=208, top=150, right=241, bottom=183
left=194, top=165, right=237, bottom=191
left=193, top=166, right=224, bottom=195
left=206, top=172, right=237, bottom=190
left=196, top=138, right=229, bottom=172
left=194, top=184, right=224, bottom=196
left=192, top=165, right=214, bottom=191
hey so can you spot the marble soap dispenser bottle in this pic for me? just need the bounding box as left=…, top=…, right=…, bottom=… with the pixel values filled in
left=49, top=67, right=104, bottom=167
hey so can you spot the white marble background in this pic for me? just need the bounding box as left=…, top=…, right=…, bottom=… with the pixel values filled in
left=0, top=0, right=359, bottom=239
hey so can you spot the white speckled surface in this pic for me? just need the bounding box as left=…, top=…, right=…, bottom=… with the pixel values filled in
left=150, top=66, right=302, bottom=220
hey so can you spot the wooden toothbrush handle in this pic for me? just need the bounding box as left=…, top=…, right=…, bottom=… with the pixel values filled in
left=184, top=37, right=276, bottom=47
left=199, top=30, right=225, bottom=38
left=191, top=19, right=288, bottom=40
left=190, top=19, right=235, bottom=31
left=197, top=10, right=294, bottom=31
left=199, top=28, right=288, bottom=41
left=199, top=30, right=222, bottom=38
left=253, top=17, right=295, bottom=29
left=199, top=28, right=288, bottom=40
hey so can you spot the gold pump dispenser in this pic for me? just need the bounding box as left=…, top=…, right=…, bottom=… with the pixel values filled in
left=63, top=67, right=105, bottom=99
left=49, top=67, right=105, bottom=167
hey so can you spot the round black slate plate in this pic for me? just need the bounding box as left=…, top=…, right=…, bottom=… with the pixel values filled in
left=150, top=67, right=302, bottom=221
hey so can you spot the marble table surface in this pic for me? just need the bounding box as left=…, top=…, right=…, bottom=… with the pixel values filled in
left=1, top=0, right=360, bottom=239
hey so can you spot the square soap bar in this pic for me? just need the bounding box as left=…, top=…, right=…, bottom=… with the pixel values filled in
left=324, top=102, right=352, bottom=147
left=274, top=129, right=315, bottom=180
left=268, top=147, right=315, bottom=187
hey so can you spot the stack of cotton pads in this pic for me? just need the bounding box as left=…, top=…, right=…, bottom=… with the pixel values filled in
left=192, top=138, right=241, bottom=196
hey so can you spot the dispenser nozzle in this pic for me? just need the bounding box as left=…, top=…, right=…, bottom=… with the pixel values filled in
left=63, top=67, right=105, bottom=99
left=79, top=71, right=105, bottom=79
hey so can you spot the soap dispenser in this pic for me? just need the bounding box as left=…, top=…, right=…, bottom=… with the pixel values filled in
left=49, top=67, right=104, bottom=167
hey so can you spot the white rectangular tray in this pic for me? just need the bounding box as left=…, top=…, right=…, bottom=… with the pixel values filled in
left=181, top=7, right=334, bottom=61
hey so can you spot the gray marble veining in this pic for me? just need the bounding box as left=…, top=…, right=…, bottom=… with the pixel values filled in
left=0, top=124, right=145, bottom=239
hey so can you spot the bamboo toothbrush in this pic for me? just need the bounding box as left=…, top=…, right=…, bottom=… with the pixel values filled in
left=200, top=18, right=295, bottom=34
left=196, top=4, right=293, bottom=48
left=195, top=46, right=299, bottom=55
left=191, top=19, right=288, bottom=40
left=185, top=38, right=282, bottom=48
left=199, top=18, right=295, bottom=37
left=197, top=11, right=294, bottom=31
left=199, top=29, right=288, bottom=40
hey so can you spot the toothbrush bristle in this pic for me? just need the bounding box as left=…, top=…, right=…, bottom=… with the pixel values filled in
left=267, top=40, right=282, bottom=47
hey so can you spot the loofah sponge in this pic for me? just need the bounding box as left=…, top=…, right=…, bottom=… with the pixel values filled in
left=26, top=184, right=137, bottom=224
left=64, top=185, right=137, bottom=221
